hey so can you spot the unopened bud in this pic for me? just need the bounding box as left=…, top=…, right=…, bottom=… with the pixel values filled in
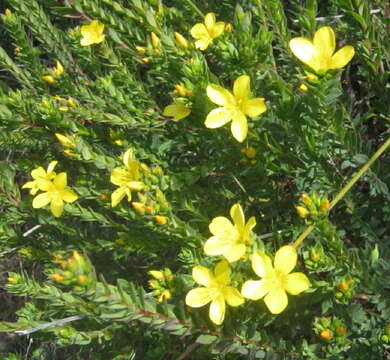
left=311, top=251, right=319, bottom=261
left=77, top=274, right=86, bottom=283
left=55, top=133, right=75, bottom=148
left=296, top=206, right=309, bottom=218
left=335, top=327, right=346, bottom=336
left=41, top=75, right=55, bottom=84
left=132, top=201, right=145, bottom=214
left=245, top=147, right=256, bottom=158
left=299, top=84, right=308, bottom=92
left=52, top=273, right=64, bottom=282
left=174, top=84, right=187, bottom=96
left=320, top=330, right=333, bottom=340
left=225, top=23, right=233, bottom=32
left=158, top=289, right=172, bottom=302
left=150, top=32, right=160, bottom=48
left=338, top=281, right=349, bottom=292
left=155, top=215, right=167, bottom=225
left=149, top=270, right=164, bottom=280
left=320, top=199, right=330, bottom=212
left=135, top=45, right=147, bottom=54
left=174, top=32, right=188, bottom=48
left=300, top=193, right=312, bottom=206
left=306, top=73, right=318, bottom=82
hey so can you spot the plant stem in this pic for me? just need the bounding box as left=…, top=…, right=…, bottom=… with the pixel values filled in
left=293, top=136, right=390, bottom=248
left=181, top=0, right=204, bottom=18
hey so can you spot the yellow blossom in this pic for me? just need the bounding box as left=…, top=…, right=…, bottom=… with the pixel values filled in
left=205, top=75, right=267, bottom=142
left=242, top=246, right=310, bottom=314
left=52, top=273, right=64, bottom=282
left=174, top=84, right=187, bottom=96
left=80, top=20, right=105, bottom=46
left=190, top=13, right=225, bottom=50
left=320, top=330, right=333, bottom=340
left=59, top=106, right=69, bottom=112
left=155, top=215, right=167, bottom=225
left=163, top=104, right=191, bottom=120
left=299, top=84, right=308, bottom=92
left=296, top=205, right=309, bottom=218
left=41, top=75, right=55, bottom=84
left=204, top=203, right=256, bottom=262
left=110, top=149, right=144, bottom=207
left=55, top=133, right=75, bottom=148
left=32, top=172, right=78, bottom=217
left=174, top=32, right=188, bottom=48
left=22, top=161, right=58, bottom=195
left=289, top=26, right=355, bottom=73
left=185, top=260, right=244, bottom=325
left=149, top=270, right=164, bottom=280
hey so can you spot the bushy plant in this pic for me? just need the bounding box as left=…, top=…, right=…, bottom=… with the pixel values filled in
left=0, top=0, right=389, bottom=359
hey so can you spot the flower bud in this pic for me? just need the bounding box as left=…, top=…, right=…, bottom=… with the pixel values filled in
left=300, top=193, right=312, bottom=206
left=55, top=133, right=75, bottom=148
left=155, top=215, right=167, bottom=225
left=306, top=73, right=318, bottom=82
left=149, top=270, right=164, bottom=280
left=245, top=147, right=256, bottom=158
left=174, top=32, right=188, bottom=48
left=150, top=32, right=160, bottom=48
left=158, top=289, right=172, bottom=302
left=311, top=251, right=319, bottom=261
left=299, top=84, right=308, bottom=92
left=132, top=201, right=145, bottom=214
left=338, top=281, right=349, bottom=292
left=41, top=75, right=55, bottom=84
left=135, top=45, right=147, bottom=54
left=335, top=327, right=346, bottom=336
left=174, top=83, right=187, bottom=96
left=52, top=273, right=64, bottom=282
left=296, top=206, right=309, bottom=218
left=320, top=199, right=330, bottom=212
left=225, top=23, right=233, bottom=32
left=77, top=274, right=86, bottom=283
left=320, top=330, right=333, bottom=340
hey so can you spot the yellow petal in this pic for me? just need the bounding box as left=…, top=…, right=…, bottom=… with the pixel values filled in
left=110, top=168, right=129, bottom=186
left=230, top=203, right=245, bottom=229
left=32, top=193, right=51, bottom=208
left=230, top=112, right=247, bottom=142
left=284, top=272, right=310, bottom=295
left=80, top=36, right=94, bottom=46
left=53, top=172, right=67, bottom=188
left=264, top=288, right=288, bottom=314
left=233, top=75, right=251, bottom=101
left=208, top=22, right=225, bottom=39
left=313, top=26, right=335, bottom=59
left=214, top=260, right=230, bottom=285
left=195, top=38, right=211, bottom=50
left=209, top=216, right=237, bottom=239
left=36, top=178, right=52, bottom=192
left=209, top=294, right=225, bottom=325
left=192, top=265, right=214, bottom=287
left=186, top=288, right=214, bottom=307
left=274, top=245, right=297, bottom=275
left=243, top=216, right=256, bottom=240
left=111, top=187, right=126, bottom=207
left=241, top=280, right=269, bottom=300
left=204, top=13, right=216, bottom=30
left=46, top=160, right=58, bottom=173
left=204, top=236, right=229, bottom=256
left=62, top=189, right=78, bottom=203
left=50, top=198, right=64, bottom=217
left=223, top=244, right=246, bottom=263
left=289, top=37, right=316, bottom=63
left=330, top=45, right=355, bottom=69
left=206, top=84, right=235, bottom=106
left=205, top=108, right=231, bottom=128
left=127, top=181, right=144, bottom=191
left=190, top=23, right=208, bottom=39
left=242, top=98, right=267, bottom=118
left=223, top=287, right=244, bottom=306
left=252, top=250, right=273, bottom=278
left=163, top=104, right=190, bottom=120
left=31, top=167, right=46, bottom=179
left=123, top=149, right=133, bottom=168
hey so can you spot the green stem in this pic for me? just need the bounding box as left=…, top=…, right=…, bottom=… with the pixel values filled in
left=293, top=136, right=390, bottom=248
left=181, top=0, right=204, bottom=18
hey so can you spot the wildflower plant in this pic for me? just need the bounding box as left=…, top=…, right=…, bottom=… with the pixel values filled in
left=0, top=0, right=389, bottom=359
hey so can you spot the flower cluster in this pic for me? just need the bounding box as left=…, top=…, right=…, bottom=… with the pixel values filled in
left=22, top=161, right=78, bottom=217
left=186, top=204, right=310, bottom=324
left=148, top=268, right=175, bottom=302
left=295, top=192, right=330, bottom=221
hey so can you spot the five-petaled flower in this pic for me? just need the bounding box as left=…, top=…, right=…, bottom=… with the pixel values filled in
left=32, top=172, right=78, bottom=217
left=163, top=104, right=191, bottom=121
left=289, top=26, right=355, bottom=73
left=185, top=260, right=244, bottom=325
left=190, top=13, right=225, bottom=50
left=110, top=149, right=144, bottom=207
left=205, top=75, right=267, bottom=142
left=204, top=204, right=256, bottom=262
left=80, top=20, right=105, bottom=46
left=241, top=245, right=310, bottom=314
left=22, top=161, right=58, bottom=195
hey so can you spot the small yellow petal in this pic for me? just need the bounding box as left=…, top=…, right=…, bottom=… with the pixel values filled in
left=251, top=250, right=273, bottom=278
left=284, top=272, right=310, bottom=295
left=192, top=266, right=214, bottom=287
left=204, top=13, right=216, bottom=30
left=209, top=216, right=236, bottom=238
left=242, top=98, right=267, bottom=118
left=195, top=38, right=211, bottom=50
left=313, top=26, right=336, bottom=59
left=264, top=288, right=288, bottom=314
left=214, top=260, right=230, bottom=285
left=190, top=23, right=208, bottom=39
left=111, top=187, right=126, bottom=207
left=223, top=244, right=246, bottom=263
left=205, top=108, right=231, bottom=128
left=208, top=22, right=225, bottom=39
left=274, top=245, right=297, bottom=275
left=53, top=172, right=67, bottom=188
left=209, top=294, right=225, bottom=325
left=233, top=75, right=251, bottom=101
left=330, top=45, right=355, bottom=69
left=163, top=104, right=190, bottom=120
left=206, top=84, right=235, bottom=106
left=32, top=193, right=51, bottom=208
left=241, top=279, right=269, bottom=300
left=204, top=236, right=228, bottom=256
left=50, top=198, right=64, bottom=217
left=223, top=287, right=244, bottom=307
left=230, top=203, right=245, bottom=230
left=186, top=288, right=214, bottom=307
left=230, top=112, right=247, bottom=142
left=62, top=189, right=78, bottom=203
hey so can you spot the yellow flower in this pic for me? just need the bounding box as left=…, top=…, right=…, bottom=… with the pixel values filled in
left=110, top=149, right=144, bottom=207
left=149, top=270, right=164, bottom=280
left=289, top=26, right=355, bottom=73
left=174, top=32, right=188, bottom=48
left=41, top=75, right=55, bottom=83
left=185, top=260, right=244, bottom=325
left=32, top=172, right=78, bottom=217
left=155, top=215, right=168, bottom=225
left=205, top=75, right=267, bottom=142
left=53, top=61, right=64, bottom=76
left=190, top=13, right=225, bottom=50
left=55, top=133, right=75, bottom=148
left=80, top=20, right=105, bottom=46
left=204, top=204, right=256, bottom=262
left=242, top=246, right=310, bottom=314
left=22, top=161, right=58, bottom=195
left=163, top=104, right=191, bottom=120
left=296, top=205, right=309, bottom=218
left=158, top=290, right=172, bottom=302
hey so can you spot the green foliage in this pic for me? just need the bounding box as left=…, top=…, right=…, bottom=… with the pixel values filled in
left=0, top=0, right=389, bottom=359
